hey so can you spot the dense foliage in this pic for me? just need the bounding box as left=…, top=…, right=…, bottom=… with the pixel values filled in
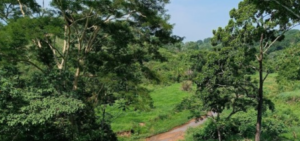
left=0, top=0, right=181, bottom=140
left=2, top=0, right=300, bottom=141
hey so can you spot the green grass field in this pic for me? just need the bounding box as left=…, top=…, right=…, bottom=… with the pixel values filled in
left=106, top=83, right=195, bottom=140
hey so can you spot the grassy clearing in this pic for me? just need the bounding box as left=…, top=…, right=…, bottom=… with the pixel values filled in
left=109, top=73, right=300, bottom=141
left=107, top=83, right=195, bottom=140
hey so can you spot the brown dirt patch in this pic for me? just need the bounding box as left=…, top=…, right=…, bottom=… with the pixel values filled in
left=145, top=112, right=216, bottom=141
left=117, top=131, right=132, bottom=137
left=139, top=122, right=146, bottom=126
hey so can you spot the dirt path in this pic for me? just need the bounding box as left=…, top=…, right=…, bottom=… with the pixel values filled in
left=145, top=116, right=209, bottom=141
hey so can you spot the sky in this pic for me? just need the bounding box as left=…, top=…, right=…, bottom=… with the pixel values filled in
left=38, top=0, right=242, bottom=42
left=166, top=0, right=242, bottom=42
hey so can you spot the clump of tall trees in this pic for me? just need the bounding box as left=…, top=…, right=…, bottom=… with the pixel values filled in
left=188, top=0, right=300, bottom=141
left=0, top=0, right=181, bottom=140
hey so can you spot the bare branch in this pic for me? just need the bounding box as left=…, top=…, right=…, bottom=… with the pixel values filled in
left=44, top=39, right=65, bottom=69
left=250, top=66, right=258, bottom=71
left=45, top=38, right=63, bottom=57
left=263, top=23, right=300, bottom=54
left=17, top=0, right=25, bottom=17
left=19, top=59, right=44, bottom=73
left=1, top=54, right=45, bottom=73
left=62, top=25, right=69, bottom=54
left=260, top=33, right=264, bottom=51
left=32, top=39, right=42, bottom=49
left=226, top=110, right=237, bottom=120
left=255, top=55, right=260, bottom=61
left=263, top=71, right=269, bottom=82
left=86, top=26, right=100, bottom=53
left=73, top=67, right=80, bottom=90
left=273, top=0, right=300, bottom=19
left=104, top=15, right=112, bottom=23
left=263, top=35, right=282, bottom=54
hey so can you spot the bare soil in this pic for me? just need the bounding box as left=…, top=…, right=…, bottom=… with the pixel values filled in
left=145, top=117, right=208, bottom=141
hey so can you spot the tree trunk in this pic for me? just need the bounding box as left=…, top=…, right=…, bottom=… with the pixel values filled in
left=255, top=38, right=264, bottom=141
left=212, top=112, right=222, bottom=141
left=217, top=126, right=221, bottom=141
left=73, top=67, right=80, bottom=90
left=101, top=107, right=106, bottom=140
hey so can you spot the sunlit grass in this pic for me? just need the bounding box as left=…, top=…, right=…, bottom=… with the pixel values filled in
left=106, top=83, right=195, bottom=140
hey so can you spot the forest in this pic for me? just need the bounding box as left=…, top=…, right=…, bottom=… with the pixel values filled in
left=1, top=0, right=300, bottom=141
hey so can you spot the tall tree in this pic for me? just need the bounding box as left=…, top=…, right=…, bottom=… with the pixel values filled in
left=210, top=0, right=299, bottom=140
left=0, top=0, right=181, bottom=140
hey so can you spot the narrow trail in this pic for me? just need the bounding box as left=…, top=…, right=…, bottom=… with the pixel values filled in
left=145, top=113, right=214, bottom=141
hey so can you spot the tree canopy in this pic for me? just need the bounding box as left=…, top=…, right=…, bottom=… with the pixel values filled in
left=0, top=0, right=181, bottom=140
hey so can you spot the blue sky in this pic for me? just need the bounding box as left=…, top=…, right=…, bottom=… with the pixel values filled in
left=38, top=0, right=242, bottom=42
left=166, top=0, right=242, bottom=42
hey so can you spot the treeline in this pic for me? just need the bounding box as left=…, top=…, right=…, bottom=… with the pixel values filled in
left=2, top=0, right=300, bottom=141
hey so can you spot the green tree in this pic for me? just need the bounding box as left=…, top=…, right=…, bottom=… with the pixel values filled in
left=143, top=47, right=192, bottom=84
left=276, top=46, right=300, bottom=91
left=191, top=47, right=257, bottom=141
left=0, top=0, right=181, bottom=140
left=183, top=41, right=199, bottom=50
left=210, top=0, right=298, bottom=140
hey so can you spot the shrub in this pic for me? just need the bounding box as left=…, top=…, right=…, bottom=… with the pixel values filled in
left=182, top=80, right=193, bottom=91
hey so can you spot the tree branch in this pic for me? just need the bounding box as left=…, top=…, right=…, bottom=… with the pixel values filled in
left=263, top=71, right=269, bottom=82
left=263, top=23, right=300, bottom=54
left=45, top=38, right=64, bottom=69
left=263, top=35, right=282, bottom=54
left=86, top=26, right=100, bottom=53
left=20, top=60, right=44, bottom=73
left=17, top=0, right=25, bottom=17
left=272, top=0, right=300, bottom=19
left=226, top=110, right=237, bottom=120
left=0, top=53, right=44, bottom=73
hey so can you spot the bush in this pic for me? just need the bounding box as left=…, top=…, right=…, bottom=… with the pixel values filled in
left=185, top=110, right=288, bottom=141
left=181, top=80, right=193, bottom=91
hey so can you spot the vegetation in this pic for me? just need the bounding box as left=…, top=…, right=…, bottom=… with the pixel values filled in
left=108, top=83, right=193, bottom=140
left=185, top=73, right=300, bottom=141
left=2, top=0, right=300, bottom=141
left=0, top=0, right=181, bottom=140
left=210, top=0, right=300, bottom=140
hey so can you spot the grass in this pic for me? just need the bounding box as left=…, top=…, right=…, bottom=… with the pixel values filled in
left=184, top=73, right=300, bottom=141
left=106, top=83, right=195, bottom=140
left=263, top=73, right=279, bottom=95
left=253, top=73, right=300, bottom=140
left=277, top=90, right=300, bottom=102
left=108, top=73, right=300, bottom=141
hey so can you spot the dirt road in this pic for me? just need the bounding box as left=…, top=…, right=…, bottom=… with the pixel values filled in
left=145, top=117, right=208, bottom=141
